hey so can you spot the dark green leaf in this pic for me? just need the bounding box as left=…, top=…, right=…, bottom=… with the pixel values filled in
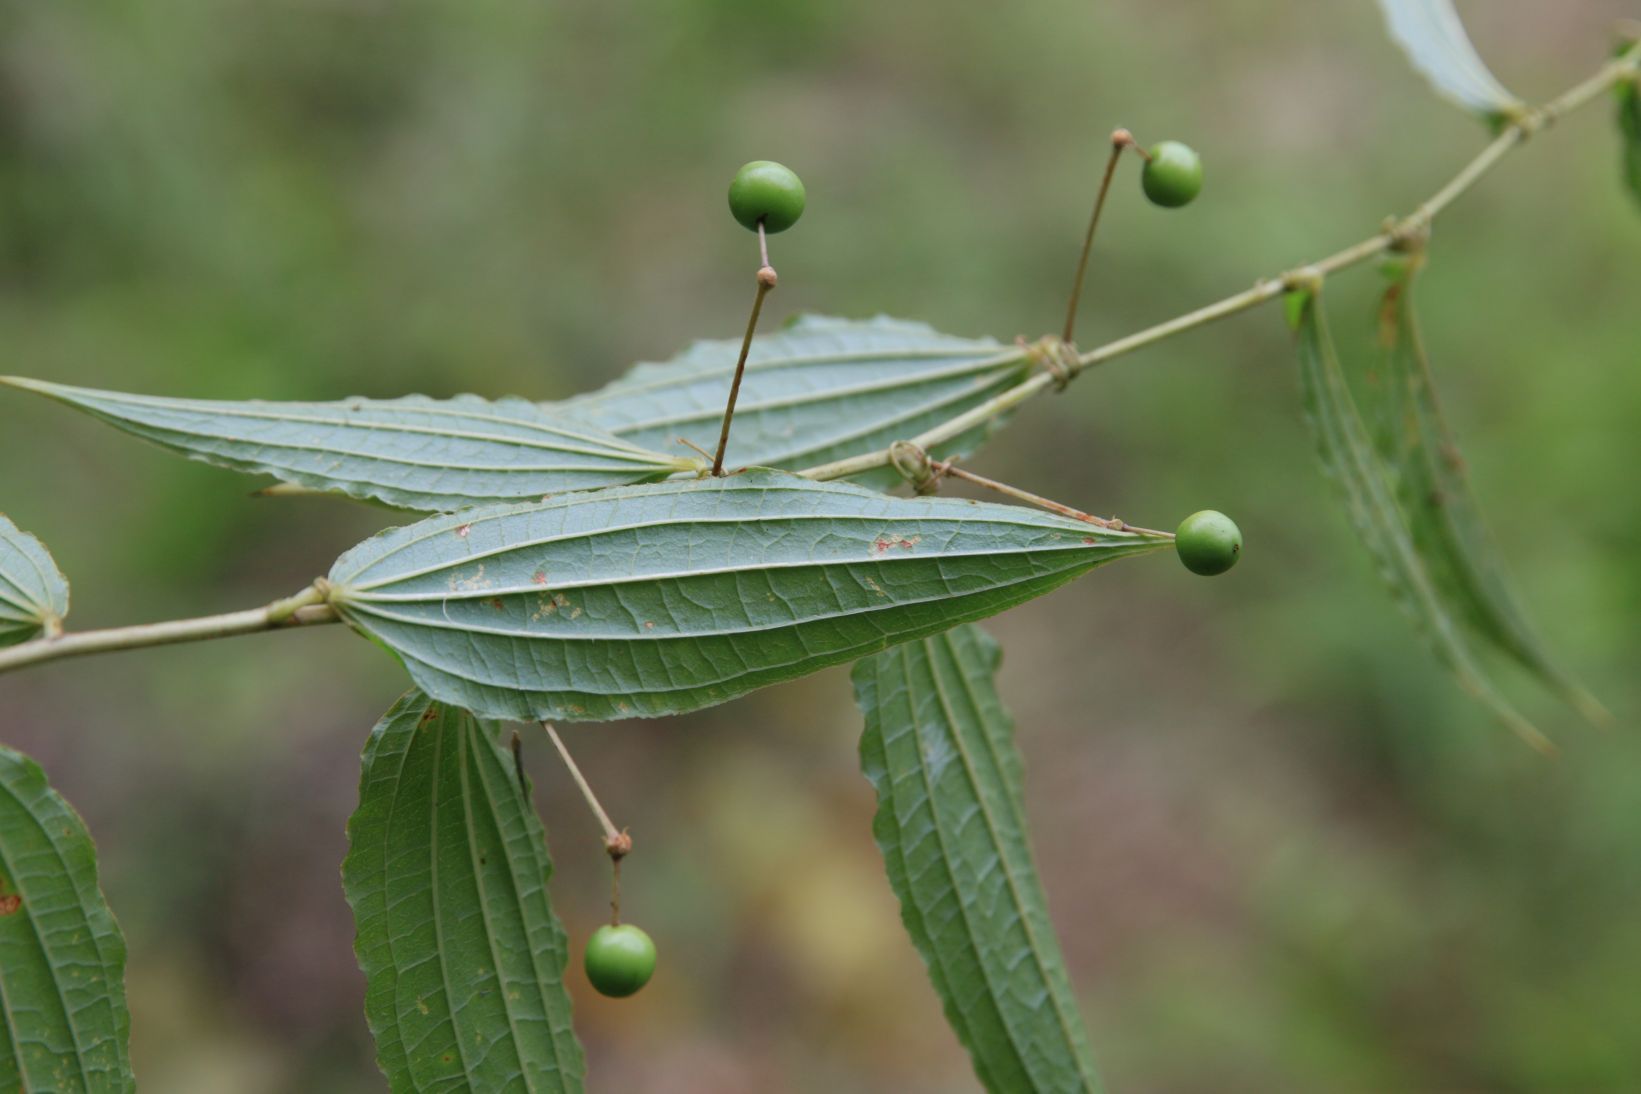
left=1374, top=0, right=1521, bottom=119
left=558, top=315, right=1031, bottom=488
left=1291, top=290, right=1551, bottom=751
left=327, top=470, right=1168, bottom=723
left=856, top=624, right=1101, bottom=1094
left=1377, top=275, right=1606, bottom=725
left=1, top=378, right=695, bottom=513
left=0, top=744, right=132, bottom=1092
left=343, top=691, right=584, bottom=1093
left=0, top=513, right=69, bottom=648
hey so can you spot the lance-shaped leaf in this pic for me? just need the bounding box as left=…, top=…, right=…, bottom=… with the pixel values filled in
left=343, top=690, right=585, bottom=1092
left=557, top=315, right=1031, bottom=488
left=1291, top=289, right=1550, bottom=751
left=327, top=470, right=1168, bottom=723
left=1374, top=0, right=1522, bottom=119
left=0, top=513, right=69, bottom=648
left=855, top=624, right=1102, bottom=1094
left=0, top=744, right=133, bottom=1092
left=0, top=378, right=696, bottom=513
left=1376, top=275, right=1607, bottom=725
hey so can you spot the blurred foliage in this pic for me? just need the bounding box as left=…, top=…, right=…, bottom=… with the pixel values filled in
left=1, top=1, right=1638, bottom=1091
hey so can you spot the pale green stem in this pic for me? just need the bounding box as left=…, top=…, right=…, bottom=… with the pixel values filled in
left=800, top=43, right=1640, bottom=485
left=0, top=585, right=336, bottom=675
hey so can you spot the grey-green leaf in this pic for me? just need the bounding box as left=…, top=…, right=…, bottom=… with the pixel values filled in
left=1374, top=0, right=1522, bottom=119
left=1292, top=290, right=1550, bottom=751
left=342, top=690, right=584, bottom=1093
left=1, top=377, right=696, bottom=513
left=1376, top=275, right=1607, bottom=726
left=0, top=513, right=69, bottom=648
left=0, top=744, right=133, bottom=1093
left=327, top=469, right=1168, bottom=723
left=855, top=624, right=1101, bottom=1094
left=557, top=315, right=1031, bottom=488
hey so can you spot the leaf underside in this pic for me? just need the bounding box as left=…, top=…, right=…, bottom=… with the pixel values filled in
left=1376, top=274, right=1606, bottom=725
left=0, top=513, right=70, bottom=648
left=1292, top=289, right=1551, bottom=750
left=0, top=378, right=691, bottom=513
left=855, top=624, right=1101, bottom=1094
left=557, top=315, right=1031, bottom=488
left=327, top=469, right=1168, bottom=723
left=0, top=745, right=133, bottom=1093
left=1374, top=0, right=1522, bottom=118
left=342, top=690, right=584, bottom=1093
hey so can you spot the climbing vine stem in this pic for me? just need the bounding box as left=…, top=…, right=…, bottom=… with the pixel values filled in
left=799, top=40, right=1641, bottom=485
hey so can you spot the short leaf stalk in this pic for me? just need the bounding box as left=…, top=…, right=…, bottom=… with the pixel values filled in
left=711, top=221, right=777, bottom=476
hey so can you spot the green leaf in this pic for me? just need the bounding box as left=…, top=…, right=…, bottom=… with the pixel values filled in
left=1618, top=67, right=1641, bottom=206
left=0, top=744, right=133, bottom=1092
left=855, top=624, right=1101, bottom=1094
left=1, top=378, right=696, bottom=513
left=558, top=315, right=1031, bottom=488
left=1291, top=290, right=1551, bottom=751
left=327, top=469, right=1168, bottom=723
left=342, top=690, right=585, bottom=1093
left=0, top=513, right=69, bottom=648
left=1374, top=0, right=1522, bottom=119
left=1375, top=276, right=1607, bottom=725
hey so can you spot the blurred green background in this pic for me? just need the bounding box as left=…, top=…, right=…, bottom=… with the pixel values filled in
left=3, top=2, right=1638, bottom=1091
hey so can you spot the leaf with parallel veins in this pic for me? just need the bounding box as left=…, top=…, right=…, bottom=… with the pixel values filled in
left=343, top=691, right=585, bottom=1093
left=856, top=624, right=1102, bottom=1094
left=1, top=378, right=695, bottom=512
left=326, top=469, right=1169, bottom=723
left=558, top=315, right=1032, bottom=488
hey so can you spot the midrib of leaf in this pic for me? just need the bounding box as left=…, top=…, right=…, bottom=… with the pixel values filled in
left=1296, top=293, right=1550, bottom=751
left=467, top=729, right=564, bottom=1077
left=455, top=726, right=532, bottom=1089
left=346, top=545, right=1103, bottom=605
left=916, top=633, right=1095, bottom=1089
left=8, top=379, right=666, bottom=460
left=343, top=554, right=1098, bottom=646
left=932, top=629, right=1096, bottom=1089
left=336, top=500, right=1115, bottom=591
left=0, top=837, right=94, bottom=1090
left=368, top=716, right=422, bottom=1082
left=592, top=350, right=1023, bottom=432
left=426, top=719, right=479, bottom=1084
left=567, top=344, right=1015, bottom=408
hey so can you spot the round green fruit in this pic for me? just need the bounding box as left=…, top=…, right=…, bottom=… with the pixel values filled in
left=1140, top=141, right=1203, bottom=208
left=1174, top=510, right=1242, bottom=576
left=727, top=160, right=806, bottom=233
left=584, top=924, right=657, bottom=998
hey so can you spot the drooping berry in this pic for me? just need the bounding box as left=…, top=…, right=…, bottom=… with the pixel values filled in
left=584, top=924, right=657, bottom=998
left=1175, top=510, right=1241, bottom=576
left=1140, top=141, right=1203, bottom=208
left=728, top=161, right=806, bottom=233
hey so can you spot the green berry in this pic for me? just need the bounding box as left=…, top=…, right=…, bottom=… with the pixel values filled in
left=1140, top=141, right=1203, bottom=208
left=1175, top=510, right=1241, bottom=576
left=728, top=160, right=806, bottom=233
left=584, top=924, right=657, bottom=998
